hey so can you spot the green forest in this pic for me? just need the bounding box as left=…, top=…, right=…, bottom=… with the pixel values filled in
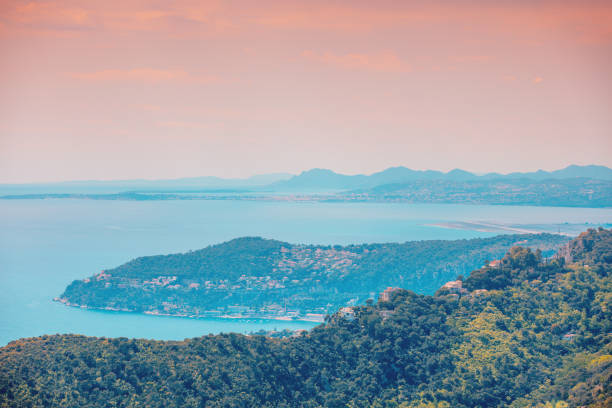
left=58, top=233, right=568, bottom=319
left=1, top=228, right=610, bottom=407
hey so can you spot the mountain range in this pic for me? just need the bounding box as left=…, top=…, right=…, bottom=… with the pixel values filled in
left=271, top=164, right=612, bottom=192
left=0, top=173, right=293, bottom=195
left=1, top=164, right=611, bottom=195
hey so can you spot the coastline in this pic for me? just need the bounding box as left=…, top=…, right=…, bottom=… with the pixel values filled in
left=53, top=297, right=326, bottom=323
left=427, top=221, right=576, bottom=237
left=2, top=193, right=611, bottom=209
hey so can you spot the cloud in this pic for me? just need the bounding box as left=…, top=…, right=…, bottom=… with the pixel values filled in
left=2, top=1, right=611, bottom=46
left=2, top=1, right=96, bottom=32
left=532, top=77, right=543, bottom=84
left=70, top=69, right=220, bottom=84
left=72, top=69, right=185, bottom=81
left=0, top=0, right=234, bottom=36
left=301, top=50, right=410, bottom=73
left=249, top=2, right=459, bottom=33
left=251, top=1, right=612, bottom=47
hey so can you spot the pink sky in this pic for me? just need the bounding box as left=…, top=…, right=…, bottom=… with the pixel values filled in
left=1, top=0, right=611, bottom=182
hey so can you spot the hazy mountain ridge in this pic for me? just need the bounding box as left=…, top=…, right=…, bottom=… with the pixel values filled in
left=0, top=173, right=293, bottom=195
left=2, top=165, right=610, bottom=195
left=3, top=165, right=611, bottom=207
left=272, top=164, right=612, bottom=192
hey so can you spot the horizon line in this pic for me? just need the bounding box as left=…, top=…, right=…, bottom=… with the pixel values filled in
left=0, top=163, right=610, bottom=186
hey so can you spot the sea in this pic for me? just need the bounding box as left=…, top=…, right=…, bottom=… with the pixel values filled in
left=1, top=198, right=610, bottom=346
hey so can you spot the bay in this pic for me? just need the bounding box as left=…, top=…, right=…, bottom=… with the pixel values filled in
left=1, top=198, right=610, bottom=346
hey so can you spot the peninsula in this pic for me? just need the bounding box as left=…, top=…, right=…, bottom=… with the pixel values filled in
left=56, top=233, right=569, bottom=321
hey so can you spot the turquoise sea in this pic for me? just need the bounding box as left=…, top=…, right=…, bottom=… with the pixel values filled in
left=1, top=199, right=610, bottom=346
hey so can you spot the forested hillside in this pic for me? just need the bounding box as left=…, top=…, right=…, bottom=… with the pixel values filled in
left=57, top=234, right=568, bottom=320
left=1, top=228, right=610, bottom=407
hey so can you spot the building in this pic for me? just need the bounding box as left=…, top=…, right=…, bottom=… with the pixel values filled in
left=380, top=287, right=402, bottom=302
left=339, top=307, right=355, bottom=321
left=441, top=280, right=469, bottom=295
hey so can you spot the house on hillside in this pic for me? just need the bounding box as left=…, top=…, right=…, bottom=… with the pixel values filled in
left=380, top=287, right=402, bottom=302
left=441, top=280, right=469, bottom=295
left=339, top=307, right=355, bottom=321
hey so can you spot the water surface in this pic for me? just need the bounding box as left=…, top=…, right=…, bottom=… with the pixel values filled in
left=1, top=199, right=610, bottom=346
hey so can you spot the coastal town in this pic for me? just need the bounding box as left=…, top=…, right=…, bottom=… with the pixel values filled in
left=56, top=244, right=369, bottom=323
left=56, top=234, right=568, bottom=324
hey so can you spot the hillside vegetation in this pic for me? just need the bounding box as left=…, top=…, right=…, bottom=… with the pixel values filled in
left=1, top=228, right=610, bottom=407
left=57, top=234, right=568, bottom=320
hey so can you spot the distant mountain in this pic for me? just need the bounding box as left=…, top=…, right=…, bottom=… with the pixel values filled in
left=269, top=167, right=450, bottom=192
left=0, top=173, right=293, bottom=195
left=368, top=167, right=446, bottom=184
left=3, top=165, right=610, bottom=195
left=482, top=165, right=612, bottom=181
left=270, top=165, right=612, bottom=192
left=267, top=168, right=368, bottom=191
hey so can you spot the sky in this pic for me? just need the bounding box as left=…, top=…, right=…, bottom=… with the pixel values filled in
left=1, top=0, right=611, bottom=183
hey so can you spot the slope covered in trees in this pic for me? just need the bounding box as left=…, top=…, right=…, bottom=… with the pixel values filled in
left=1, top=228, right=610, bottom=407
left=57, top=234, right=568, bottom=320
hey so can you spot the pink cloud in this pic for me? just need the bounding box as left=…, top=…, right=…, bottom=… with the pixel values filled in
left=70, top=69, right=220, bottom=84
left=2, top=1, right=96, bottom=33
left=250, top=2, right=612, bottom=46
left=2, top=1, right=611, bottom=45
left=0, top=0, right=234, bottom=36
left=301, top=50, right=410, bottom=73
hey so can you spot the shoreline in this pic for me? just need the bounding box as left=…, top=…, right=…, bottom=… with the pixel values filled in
left=427, top=221, right=576, bottom=237
left=2, top=194, right=611, bottom=209
left=53, top=298, right=326, bottom=323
